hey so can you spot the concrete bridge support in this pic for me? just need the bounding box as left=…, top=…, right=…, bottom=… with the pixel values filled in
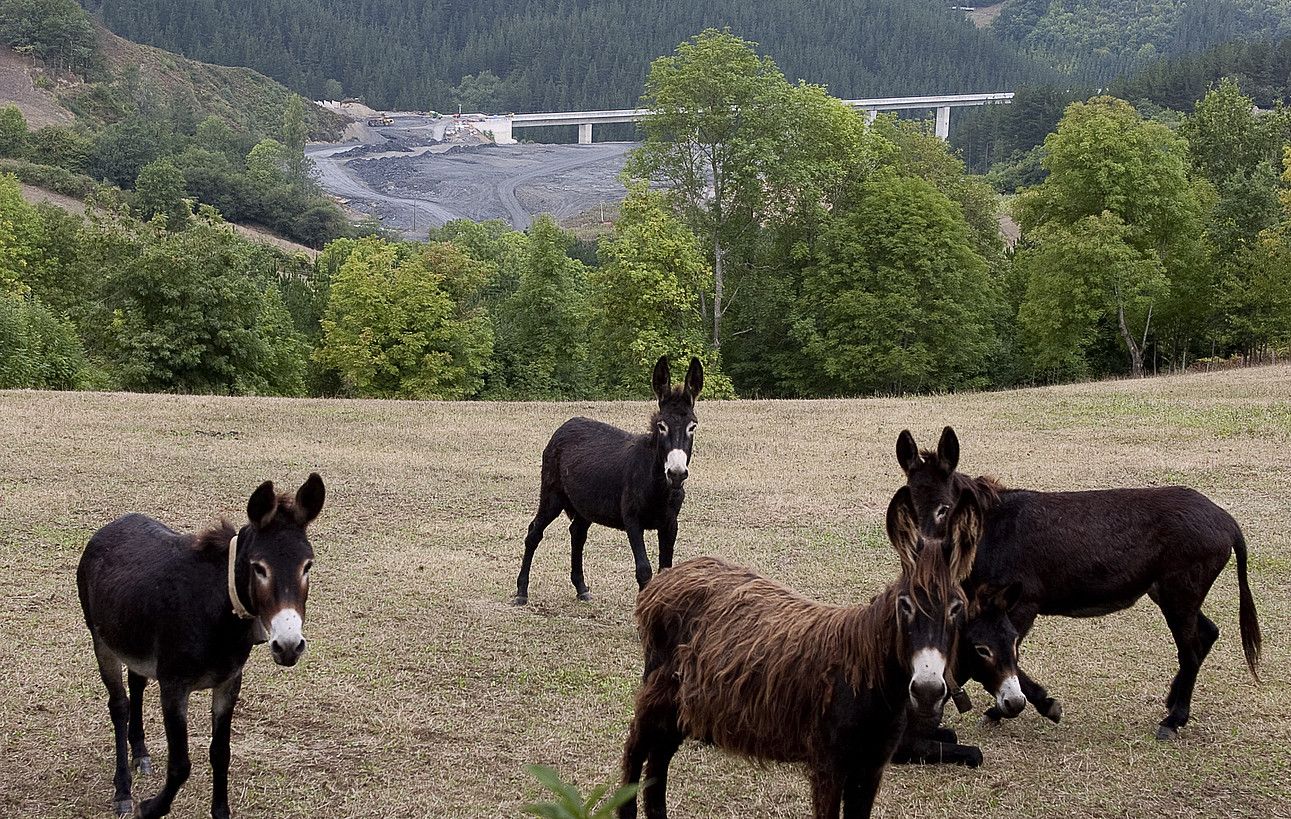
left=935, top=106, right=951, bottom=139
left=578, top=123, right=593, bottom=144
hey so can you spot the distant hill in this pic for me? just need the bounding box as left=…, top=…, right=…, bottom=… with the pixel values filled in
left=1, top=21, right=345, bottom=139
left=992, top=0, right=1291, bottom=81
left=79, top=0, right=1045, bottom=112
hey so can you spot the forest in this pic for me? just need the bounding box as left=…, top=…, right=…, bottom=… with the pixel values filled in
left=78, top=0, right=1043, bottom=111
left=4, top=30, right=1290, bottom=400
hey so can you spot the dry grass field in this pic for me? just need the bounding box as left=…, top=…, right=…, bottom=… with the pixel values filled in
left=2, top=366, right=1289, bottom=818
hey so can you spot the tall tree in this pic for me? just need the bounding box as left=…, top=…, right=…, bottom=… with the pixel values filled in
left=1014, top=96, right=1212, bottom=375
left=589, top=186, right=726, bottom=397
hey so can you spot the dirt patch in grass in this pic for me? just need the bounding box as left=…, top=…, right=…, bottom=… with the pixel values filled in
left=2, top=366, right=1289, bottom=817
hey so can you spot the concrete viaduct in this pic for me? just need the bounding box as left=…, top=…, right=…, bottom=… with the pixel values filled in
left=481, top=92, right=1014, bottom=145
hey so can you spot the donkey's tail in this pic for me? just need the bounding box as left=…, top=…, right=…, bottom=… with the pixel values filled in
left=1233, top=530, right=1262, bottom=680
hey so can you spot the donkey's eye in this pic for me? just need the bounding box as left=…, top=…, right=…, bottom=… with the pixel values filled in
left=302, top=560, right=313, bottom=578
left=897, top=595, right=916, bottom=622
left=947, top=600, right=963, bottom=620
left=975, top=645, right=993, bottom=659
left=686, top=421, right=697, bottom=435
left=935, top=504, right=950, bottom=522
left=657, top=421, right=668, bottom=434
left=252, top=562, right=269, bottom=581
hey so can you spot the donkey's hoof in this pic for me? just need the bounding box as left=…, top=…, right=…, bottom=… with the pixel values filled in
left=133, top=756, right=153, bottom=775
left=1043, top=700, right=1063, bottom=724
left=511, top=595, right=528, bottom=607
left=114, top=799, right=133, bottom=818
left=1155, top=724, right=1178, bottom=741
left=576, top=591, right=593, bottom=602
left=963, top=746, right=984, bottom=769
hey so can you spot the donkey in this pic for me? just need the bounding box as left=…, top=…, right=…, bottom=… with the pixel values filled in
left=513, top=355, right=703, bottom=605
left=618, top=486, right=980, bottom=819
left=897, top=427, right=1262, bottom=740
left=890, top=581, right=1028, bottom=768
left=77, top=474, right=325, bottom=818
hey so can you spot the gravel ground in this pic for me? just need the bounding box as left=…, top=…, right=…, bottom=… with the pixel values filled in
left=309, top=119, right=633, bottom=235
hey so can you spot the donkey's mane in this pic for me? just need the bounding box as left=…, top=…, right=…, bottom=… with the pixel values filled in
left=914, top=447, right=1008, bottom=512
left=191, top=492, right=302, bottom=552
left=636, top=552, right=961, bottom=762
left=194, top=519, right=237, bottom=553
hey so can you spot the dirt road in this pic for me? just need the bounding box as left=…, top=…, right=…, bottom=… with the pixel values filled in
left=309, top=130, right=633, bottom=235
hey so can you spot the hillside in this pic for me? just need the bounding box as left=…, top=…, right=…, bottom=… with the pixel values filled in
left=993, top=0, right=1291, bottom=80
left=0, top=24, right=345, bottom=139
left=80, top=0, right=1045, bottom=111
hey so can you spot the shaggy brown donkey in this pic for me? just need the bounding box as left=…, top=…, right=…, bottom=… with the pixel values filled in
left=618, top=486, right=979, bottom=819
left=897, top=427, right=1262, bottom=740
left=78, top=475, right=324, bottom=818
left=513, top=355, right=703, bottom=604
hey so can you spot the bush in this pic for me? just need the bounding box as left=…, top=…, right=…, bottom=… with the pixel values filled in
left=0, top=291, right=87, bottom=389
left=0, top=158, right=102, bottom=199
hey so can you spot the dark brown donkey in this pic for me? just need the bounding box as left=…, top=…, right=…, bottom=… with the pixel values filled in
left=897, top=427, right=1262, bottom=740
left=77, top=475, right=325, bottom=818
left=513, top=355, right=703, bottom=605
left=618, top=487, right=980, bottom=819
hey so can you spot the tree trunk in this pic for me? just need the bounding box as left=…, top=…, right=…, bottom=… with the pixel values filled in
left=1116, top=300, right=1149, bottom=378
left=712, top=238, right=724, bottom=350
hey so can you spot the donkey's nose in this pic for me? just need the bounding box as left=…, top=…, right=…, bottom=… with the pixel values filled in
left=997, top=674, right=1026, bottom=717
left=271, top=637, right=307, bottom=666
left=664, top=449, right=689, bottom=485
left=909, top=675, right=948, bottom=711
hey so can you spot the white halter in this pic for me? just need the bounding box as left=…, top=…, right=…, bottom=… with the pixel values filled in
left=228, top=534, right=268, bottom=641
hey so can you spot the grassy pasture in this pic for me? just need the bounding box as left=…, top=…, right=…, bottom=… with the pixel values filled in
left=1, top=366, right=1289, bottom=818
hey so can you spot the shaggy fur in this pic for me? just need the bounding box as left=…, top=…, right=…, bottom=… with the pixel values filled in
left=619, top=488, right=977, bottom=819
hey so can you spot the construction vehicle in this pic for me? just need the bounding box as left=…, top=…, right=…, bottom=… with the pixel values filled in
left=367, top=114, right=395, bottom=127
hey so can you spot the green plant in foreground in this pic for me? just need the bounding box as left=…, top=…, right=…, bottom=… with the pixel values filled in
left=521, top=765, right=638, bottom=819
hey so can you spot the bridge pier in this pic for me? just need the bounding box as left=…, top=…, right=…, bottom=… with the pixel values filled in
left=865, top=109, right=877, bottom=125
left=578, top=123, right=592, bottom=144
left=935, top=106, right=951, bottom=140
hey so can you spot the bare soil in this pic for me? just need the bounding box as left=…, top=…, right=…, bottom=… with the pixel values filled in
left=1, top=366, right=1289, bottom=817
left=0, top=46, right=75, bottom=129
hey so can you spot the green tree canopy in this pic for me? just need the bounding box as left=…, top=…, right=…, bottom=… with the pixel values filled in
left=316, top=237, right=493, bottom=399
left=792, top=173, right=1000, bottom=395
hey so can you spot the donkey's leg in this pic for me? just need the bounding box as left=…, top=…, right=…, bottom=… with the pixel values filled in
left=137, top=682, right=192, bottom=819
left=625, top=519, right=653, bottom=590
left=657, top=517, right=677, bottom=571
left=93, top=645, right=134, bottom=817
left=621, top=670, right=680, bottom=819
left=842, top=764, right=887, bottom=819
left=127, top=671, right=153, bottom=775
left=209, top=673, right=243, bottom=819
left=514, top=491, right=564, bottom=605
left=569, top=515, right=592, bottom=601
left=809, top=769, right=844, bottom=819
left=1157, top=605, right=1204, bottom=740
left=641, top=730, right=683, bottom=819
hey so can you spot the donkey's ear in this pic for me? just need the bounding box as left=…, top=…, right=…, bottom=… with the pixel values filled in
left=944, top=489, right=981, bottom=582
left=896, top=430, right=921, bottom=474
left=651, top=355, right=671, bottom=401
left=294, top=473, right=326, bottom=526
left=247, top=481, right=278, bottom=528
left=684, top=357, right=704, bottom=402
left=885, top=486, right=920, bottom=574
left=998, top=581, right=1023, bottom=612
left=937, top=426, right=960, bottom=473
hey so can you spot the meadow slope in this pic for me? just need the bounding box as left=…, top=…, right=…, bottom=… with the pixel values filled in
left=1, top=366, right=1289, bottom=818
